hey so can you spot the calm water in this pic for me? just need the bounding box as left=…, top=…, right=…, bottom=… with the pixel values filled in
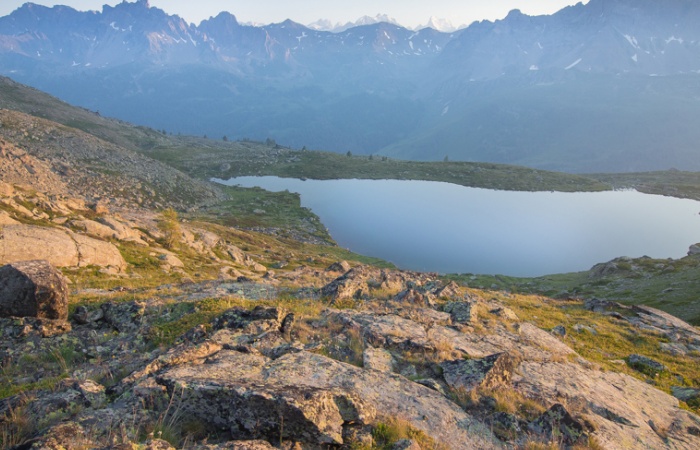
left=215, top=177, right=700, bottom=276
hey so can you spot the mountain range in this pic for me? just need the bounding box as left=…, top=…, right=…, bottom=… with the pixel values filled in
left=307, top=14, right=462, bottom=33
left=1, top=0, right=700, bottom=172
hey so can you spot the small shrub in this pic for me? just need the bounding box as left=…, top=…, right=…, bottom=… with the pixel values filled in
left=371, top=417, right=446, bottom=450
left=157, top=208, right=181, bottom=250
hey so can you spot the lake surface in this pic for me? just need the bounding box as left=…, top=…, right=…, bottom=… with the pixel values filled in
left=215, top=177, right=700, bottom=277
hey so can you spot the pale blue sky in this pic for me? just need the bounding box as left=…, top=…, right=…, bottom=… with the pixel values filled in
left=0, top=1, right=588, bottom=27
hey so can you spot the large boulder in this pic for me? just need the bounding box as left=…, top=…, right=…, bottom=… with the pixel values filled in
left=0, top=224, right=126, bottom=271
left=0, top=260, right=68, bottom=320
left=516, top=362, right=700, bottom=449
left=528, top=404, right=588, bottom=446
left=156, top=350, right=502, bottom=449
left=441, top=353, right=516, bottom=392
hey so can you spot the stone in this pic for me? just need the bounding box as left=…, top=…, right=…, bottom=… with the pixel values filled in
left=584, top=297, right=626, bottom=313
left=0, top=224, right=126, bottom=271
left=489, top=307, right=519, bottom=321
left=72, top=379, right=107, bottom=409
left=0, top=210, right=19, bottom=225
left=70, top=219, right=119, bottom=240
left=394, top=288, right=435, bottom=307
left=326, top=260, right=351, bottom=273
left=0, top=260, right=68, bottom=320
left=432, top=281, right=462, bottom=299
left=101, top=301, right=146, bottom=333
left=252, top=263, right=267, bottom=273
left=660, top=342, right=688, bottom=356
left=528, top=404, right=587, bottom=446
left=440, top=353, right=515, bottom=392
left=0, top=181, right=14, bottom=197
left=415, top=378, right=446, bottom=395
left=91, top=201, right=110, bottom=215
left=392, top=439, right=421, bottom=450
left=321, top=266, right=434, bottom=302
left=516, top=361, right=700, bottom=449
left=26, top=422, right=93, bottom=450
left=157, top=350, right=501, bottom=449
left=671, top=387, right=700, bottom=405
left=328, top=310, right=432, bottom=351
left=192, top=441, right=277, bottom=449
left=573, top=324, right=598, bottom=335
left=688, top=244, right=700, bottom=256
left=363, top=347, right=394, bottom=372
left=226, top=244, right=248, bottom=264
left=551, top=325, right=566, bottom=337
left=70, top=232, right=127, bottom=271
left=157, top=251, right=185, bottom=268
left=488, top=412, right=522, bottom=441
left=443, top=301, right=478, bottom=324
left=628, top=354, right=666, bottom=375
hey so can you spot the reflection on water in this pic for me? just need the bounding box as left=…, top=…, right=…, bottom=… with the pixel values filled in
left=215, top=177, right=700, bottom=276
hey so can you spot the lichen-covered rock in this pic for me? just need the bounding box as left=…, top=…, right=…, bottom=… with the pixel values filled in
left=528, top=404, right=587, bottom=446
left=487, top=412, right=522, bottom=441
left=443, top=301, right=478, bottom=324
left=392, top=439, right=422, bottom=450
left=0, top=210, right=19, bottom=225
left=73, top=304, right=105, bottom=324
left=0, top=316, right=72, bottom=338
left=328, top=310, right=432, bottom=350
left=0, top=260, right=68, bottom=320
left=432, top=281, right=462, bottom=299
left=101, top=301, right=146, bottom=333
left=321, top=266, right=434, bottom=302
left=489, top=306, right=519, bottom=321
left=551, top=325, right=566, bottom=337
left=441, top=353, right=515, bottom=392
left=0, top=224, right=126, bottom=271
left=628, top=354, right=666, bottom=375
left=516, top=362, right=700, bottom=449
left=156, top=350, right=501, bottom=449
left=28, top=422, right=93, bottom=450
left=394, top=288, right=435, bottom=307
left=192, top=441, right=277, bottom=449
left=415, top=378, right=446, bottom=395
left=363, top=346, right=394, bottom=372
left=212, top=306, right=285, bottom=331
left=326, top=260, right=351, bottom=273
left=672, top=387, right=700, bottom=405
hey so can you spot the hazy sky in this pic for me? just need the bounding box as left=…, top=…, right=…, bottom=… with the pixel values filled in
left=0, top=1, right=588, bottom=27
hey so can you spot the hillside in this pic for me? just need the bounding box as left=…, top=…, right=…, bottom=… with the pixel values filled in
left=1, top=80, right=700, bottom=449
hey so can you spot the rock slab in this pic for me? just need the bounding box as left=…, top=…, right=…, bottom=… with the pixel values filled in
left=0, top=260, right=68, bottom=320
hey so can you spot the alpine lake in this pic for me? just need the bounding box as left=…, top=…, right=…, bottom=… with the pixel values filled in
left=215, top=177, right=700, bottom=277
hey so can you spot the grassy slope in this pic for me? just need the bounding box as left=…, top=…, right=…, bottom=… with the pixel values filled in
left=446, top=253, right=700, bottom=325
left=588, top=170, right=700, bottom=202
left=149, top=141, right=610, bottom=193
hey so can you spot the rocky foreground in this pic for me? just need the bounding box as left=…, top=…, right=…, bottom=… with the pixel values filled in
left=3, top=239, right=700, bottom=449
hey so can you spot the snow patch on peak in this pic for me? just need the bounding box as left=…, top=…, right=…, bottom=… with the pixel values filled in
left=623, top=34, right=640, bottom=49
left=421, top=16, right=457, bottom=32
left=565, top=58, right=582, bottom=70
